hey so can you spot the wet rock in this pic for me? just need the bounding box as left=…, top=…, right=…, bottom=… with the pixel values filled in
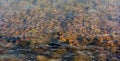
left=110, top=47, right=118, bottom=53
left=55, top=49, right=66, bottom=55
left=74, top=56, right=90, bottom=61
left=79, top=43, right=87, bottom=51
left=49, top=59, right=61, bottom=61
left=74, top=53, right=93, bottom=61
left=50, top=52, right=61, bottom=59
left=36, top=55, right=49, bottom=61
left=36, top=55, right=61, bottom=61
left=50, top=49, right=66, bottom=58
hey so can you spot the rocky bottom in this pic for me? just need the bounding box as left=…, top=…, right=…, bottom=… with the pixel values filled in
left=0, top=40, right=120, bottom=61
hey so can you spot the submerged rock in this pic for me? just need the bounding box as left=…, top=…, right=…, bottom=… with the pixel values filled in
left=36, top=55, right=49, bottom=61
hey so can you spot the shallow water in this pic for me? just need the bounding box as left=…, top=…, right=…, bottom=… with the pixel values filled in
left=0, top=0, right=120, bottom=61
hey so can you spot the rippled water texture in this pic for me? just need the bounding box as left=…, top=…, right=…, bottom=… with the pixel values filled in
left=0, top=0, right=120, bottom=61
